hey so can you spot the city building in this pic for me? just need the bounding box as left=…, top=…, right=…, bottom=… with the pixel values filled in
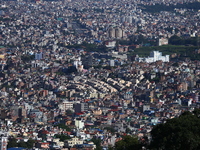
left=59, top=101, right=74, bottom=114
left=136, top=51, right=169, bottom=63
left=0, top=132, right=8, bottom=150
left=158, top=38, right=168, bottom=46
left=110, top=60, right=115, bottom=67
left=74, top=103, right=89, bottom=113
left=35, top=52, right=43, bottom=60
left=105, top=40, right=116, bottom=48
left=108, top=27, right=123, bottom=39
left=65, top=137, right=83, bottom=148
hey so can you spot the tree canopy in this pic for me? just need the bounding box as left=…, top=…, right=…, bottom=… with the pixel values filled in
left=7, top=138, right=18, bottom=148
left=150, top=109, right=200, bottom=150
left=114, top=135, right=141, bottom=150
left=54, top=123, right=71, bottom=131
left=169, top=35, right=198, bottom=46
left=54, top=134, right=71, bottom=142
left=140, top=2, right=200, bottom=13
left=91, top=136, right=103, bottom=150
left=7, top=138, right=36, bottom=149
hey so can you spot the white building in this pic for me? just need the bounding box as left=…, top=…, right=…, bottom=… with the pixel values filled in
left=110, top=60, right=115, bottom=67
left=136, top=51, right=169, bottom=63
left=35, top=52, right=43, bottom=60
left=0, top=132, right=8, bottom=150
left=65, top=137, right=83, bottom=148
left=58, top=100, right=74, bottom=114
left=0, top=137, right=7, bottom=150
left=73, top=57, right=82, bottom=69
left=75, top=119, right=85, bottom=129
left=105, top=40, right=116, bottom=48
left=158, top=38, right=168, bottom=46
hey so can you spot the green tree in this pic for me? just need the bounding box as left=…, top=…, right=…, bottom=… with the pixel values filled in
left=7, top=137, right=18, bottom=148
left=192, top=108, right=200, bottom=117
left=21, top=55, right=35, bottom=62
left=169, top=35, right=184, bottom=45
left=54, top=123, right=71, bottom=131
left=125, top=127, right=131, bottom=134
left=91, top=137, right=103, bottom=150
left=114, top=135, right=141, bottom=150
left=108, top=145, right=114, bottom=150
left=26, top=138, right=36, bottom=148
left=150, top=110, right=200, bottom=150
left=172, top=62, right=179, bottom=67
left=55, top=134, right=71, bottom=142
left=18, top=141, right=27, bottom=148
left=66, top=109, right=73, bottom=116
left=104, top=127, right=116, bottom=135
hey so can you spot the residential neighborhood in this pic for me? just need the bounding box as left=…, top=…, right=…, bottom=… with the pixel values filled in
left=0, top=0, right=200, bottom=149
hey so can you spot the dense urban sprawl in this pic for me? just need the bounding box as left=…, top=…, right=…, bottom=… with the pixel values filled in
left=0, top=0, right=200, bottom=149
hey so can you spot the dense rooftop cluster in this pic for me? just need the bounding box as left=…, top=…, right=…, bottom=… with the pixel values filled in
left=0, top=0, right=200, bottom=150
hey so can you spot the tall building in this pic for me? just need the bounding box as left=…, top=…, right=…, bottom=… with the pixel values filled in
left=126, top=16, right=133, bottom=24
left=75, top=118, right=85, bottom=129
left=35, top=52, right=43, bottom=60
left=73, top=57, right=82, bottom=69
left=74, top=103, right=88, bottom=113
left=121, top=16, right=126, bottom=23
left=110, top=60, right=115, bottom=67
left=108, top=27, right=123, bottom=39
left=59, top=100, right=74, bottom=115
left=0, top=137, right=7, bottom=150
left=115, top=27, right=123, bottom=39
left=108, top=28, right=115, bottom=38
left=0, top=132, right=8, bottom=150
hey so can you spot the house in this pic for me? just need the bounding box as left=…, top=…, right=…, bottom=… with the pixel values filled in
left=65, top=137, right=83, bottom=148
left=36, top=142, right=50, bottom=149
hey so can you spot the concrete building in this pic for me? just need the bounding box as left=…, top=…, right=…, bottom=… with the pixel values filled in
left=126, top=16, right=133, bottom=24
left=59, top=101, right=74, bottom=114
left=74, top=103, right=88, bottom=113
left=136, top=51, right=169, bottom=63
left=115, top=27, right=123, bottom=39
left=75, top=118, right=85, bottom=129
left=65, top=137, right=83, bottom=148
left=0, top=132, right=8, bottom=150
left=35, top=52, right=43, bottom=60
left=158, top=38, right=168, bottom=46
left=105, top=40, right=116, bottom=48
left=108, top=28, right=115, bottom=38
left=0, top=137, right=7, bottom=150
left=110, top=60, right=115, bottom=67
left=73, top=57, right=82, bottom=69
left=108, top=27, right=123, bottom=39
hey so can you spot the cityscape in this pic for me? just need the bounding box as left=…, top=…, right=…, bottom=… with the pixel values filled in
left=0, top=0, right=200, bottom=150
